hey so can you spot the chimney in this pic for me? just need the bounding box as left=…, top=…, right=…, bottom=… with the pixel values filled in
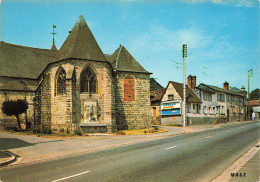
left=187, top=75, right=192, bottom=89
left=241, top=86, right=245, bottom=91
left=191, top=76, right=196, bottom=90
left=223, top=81, right=229, bottom=90
left=187, top=75, right=196, bottom=90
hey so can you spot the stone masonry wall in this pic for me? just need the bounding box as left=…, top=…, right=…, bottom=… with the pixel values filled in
left=115, top=72, right=151, bottom=130
left=46, top=59, right=115, bottom=132
left=0, top=90, right=35, bottom=130
left=37, top=73, right=52, bottom=130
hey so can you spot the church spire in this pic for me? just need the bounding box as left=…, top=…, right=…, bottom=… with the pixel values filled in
left=55, top=15, right=107, bottom=61
left=51, top=25, right=57, bottom=50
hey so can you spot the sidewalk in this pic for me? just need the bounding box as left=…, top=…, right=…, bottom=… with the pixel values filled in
left=0, top=121, right=258, bottom=167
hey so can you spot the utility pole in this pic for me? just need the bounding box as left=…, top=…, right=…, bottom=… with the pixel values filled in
left=182, top=44, right=187, bottom=127
left=247, top=69, right=253, bottom=120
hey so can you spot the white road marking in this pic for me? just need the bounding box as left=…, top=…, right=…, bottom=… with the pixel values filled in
left=164, top=146, right=177, bottom=150
left=51, top=171, right=90, bottom=182
left=205, top=136, right=212, bottom=139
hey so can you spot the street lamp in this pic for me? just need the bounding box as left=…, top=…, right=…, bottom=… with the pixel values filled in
left=20, top=81, right=29, bottom=129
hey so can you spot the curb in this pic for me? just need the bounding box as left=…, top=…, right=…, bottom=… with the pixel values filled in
left=0, top=151, right=16, bottom=167
left=211, top=140, right=260, bottom=182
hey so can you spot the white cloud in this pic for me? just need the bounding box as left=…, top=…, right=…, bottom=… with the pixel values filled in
left=181, top=0, right=255, bottom=7
left=128, top=25, right=214, bottom=56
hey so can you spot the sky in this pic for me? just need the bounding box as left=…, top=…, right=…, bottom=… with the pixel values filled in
left=0, top=0, right=259, bottom=92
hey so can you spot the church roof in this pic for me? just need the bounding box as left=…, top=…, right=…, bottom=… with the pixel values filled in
left=0, top=41, right=58, bottom=79
left=107, top=45, right=150, bottom=74
left=0, top=77, right=38, bottom=92
left=55, top=15, right=107, bottom=62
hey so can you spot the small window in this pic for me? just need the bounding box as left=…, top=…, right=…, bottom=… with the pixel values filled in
left=197, top=104, right=201, bottom=113
left=203, top=106, right=207, bottom=114
left=203, top=92, right=212, bottom=101
left=232, top=95, right=235, bottom=102
left=187, top=104, right=191, bottom=113
left=168, top=94, right=174, bottom=100
left=217, top=94, right=225, bottom=102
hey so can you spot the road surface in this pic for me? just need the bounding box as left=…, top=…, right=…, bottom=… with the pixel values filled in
left=0, top=121, right=259, bottom=182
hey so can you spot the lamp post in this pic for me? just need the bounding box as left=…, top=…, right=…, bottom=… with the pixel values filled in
left=20, top=81, right=29, bottom=129
left=182, top=44, right=187, bottom=127
left=247, top=69, right=253, bottom=120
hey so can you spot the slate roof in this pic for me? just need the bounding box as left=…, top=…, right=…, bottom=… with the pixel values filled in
left=150, top=78, right=164, bottom=91
left=0, top=77, right=38, bottom=91
left=55, top=15, right=107, bottom=62
left=169, top=81, right=202, bottom=103
left=197, top=83, right=244, bottom=96
left=151, top=88, right=166, bottom=103
left=107, top=45, right=151, bottom=74
left=0, top=41, right=58, bottom=79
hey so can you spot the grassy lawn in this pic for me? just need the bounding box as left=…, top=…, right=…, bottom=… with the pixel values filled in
left=117, top=127, right=167, bottom=135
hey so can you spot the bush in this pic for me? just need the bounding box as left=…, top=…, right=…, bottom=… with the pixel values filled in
left=4, top=126, right=18, bottom=131
left=74, top=127, right=83, bottom=136
left=66, top=128, right=70, bottom=134
left=42, top=127, right=52, bottom=134
left=116, top=130, right=126, bottom=135
left=152, top=126, right=159, bottom=131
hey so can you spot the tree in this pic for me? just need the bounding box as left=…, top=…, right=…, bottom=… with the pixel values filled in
left=2, top=99, right=28, bottom=131
left=250, top=89, right=260, bottom=100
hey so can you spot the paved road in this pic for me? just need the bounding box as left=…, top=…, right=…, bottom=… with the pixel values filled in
left=0, top=122, right=259, bottom=182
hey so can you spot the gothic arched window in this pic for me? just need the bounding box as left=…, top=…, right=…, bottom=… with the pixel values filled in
left=56, top=67, right=66, bottom=95
left=80, top=67, right=97, bottom=93
left=124, top=76, right=135, bottom=101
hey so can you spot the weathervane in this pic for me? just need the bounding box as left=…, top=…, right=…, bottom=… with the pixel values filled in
left=50, top=25, right=57, bottom=44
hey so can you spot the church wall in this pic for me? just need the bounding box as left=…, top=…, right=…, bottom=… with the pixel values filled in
left=115, top=72, right=151, bottom=130
left=73, top=60, right=116, bottom=132
left=38, top=72, right=52, bottom=130
left=0, top=90, right=35, bottom=130
left=46, top=59, right=115, bottom=132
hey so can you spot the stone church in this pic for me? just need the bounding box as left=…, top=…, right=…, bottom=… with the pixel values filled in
left=0, top=15, right=152, bottom=133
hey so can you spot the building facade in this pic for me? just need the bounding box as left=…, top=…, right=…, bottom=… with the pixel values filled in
left=160, top=81, right=202, bottom=125
left=194, top=80, right=247, bottom=122
left=0, top=16, right=151, bottom=133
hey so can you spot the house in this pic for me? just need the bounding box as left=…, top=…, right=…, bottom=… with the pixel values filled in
left=0, top=15, right=152, bottom=133
left=194, top=79, right=247, bottom=122
left=160, top=81, right=202, bottom=125
left=247, top=100, right=260, bottom=120
left=150, top=88, right=165, bottom=125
